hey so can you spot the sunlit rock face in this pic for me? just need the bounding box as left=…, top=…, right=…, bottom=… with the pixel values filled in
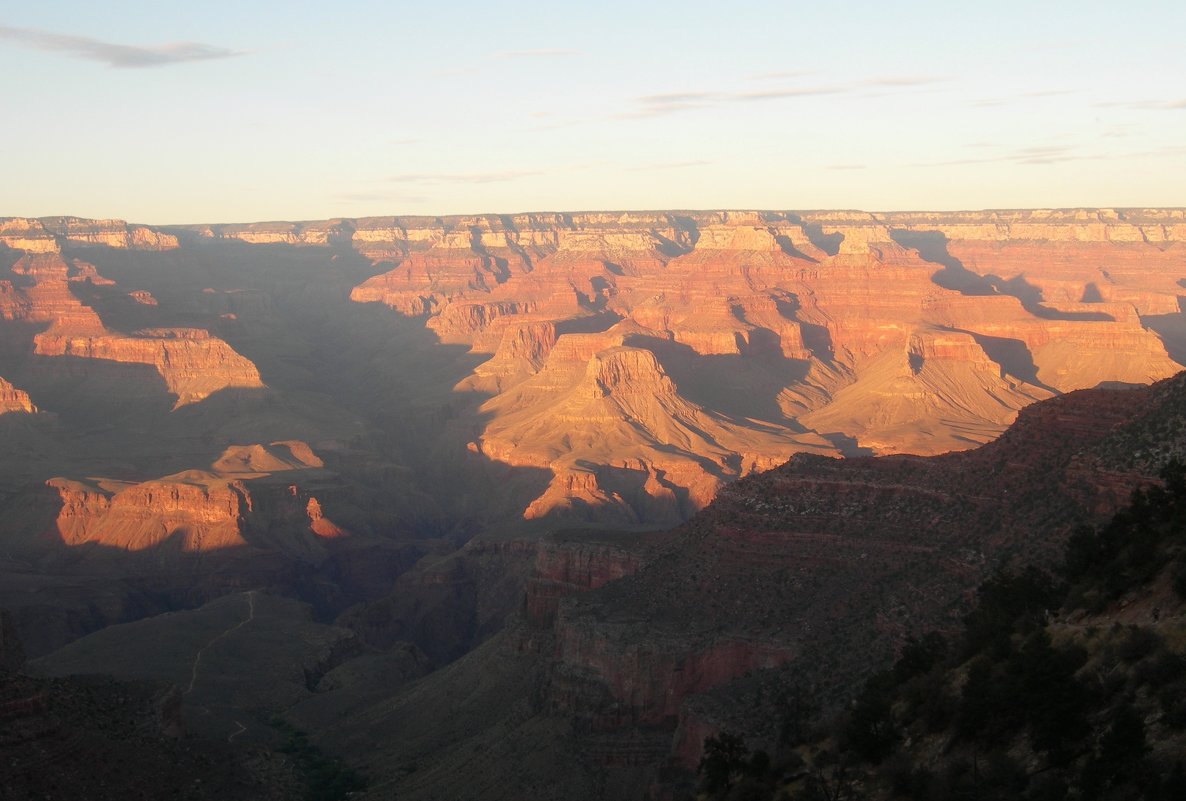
left=0, top=208, right=1183, bottom=534
left=1, top=252, right=262, bottom=407
left=0, top=376, right=35, bottom=414
left=343, top=208, right=1185, bottom=522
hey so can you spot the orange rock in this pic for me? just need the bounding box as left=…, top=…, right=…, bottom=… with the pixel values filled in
left=336, top=209, right=1186, bottom=521
left=0, top=376, right=35, bottom=414
left=2, top=254, right=263, bottom=407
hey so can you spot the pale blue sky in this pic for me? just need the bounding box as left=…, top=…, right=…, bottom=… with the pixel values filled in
left=2, top=1, right=1184, bottom=223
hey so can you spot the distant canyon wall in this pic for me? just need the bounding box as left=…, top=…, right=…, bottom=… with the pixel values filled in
left=1, top=209, right=1184, bottom=533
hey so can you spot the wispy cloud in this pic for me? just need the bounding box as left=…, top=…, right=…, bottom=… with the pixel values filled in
left=493, top=48, right=580, bottom=59
left=625, top=160, right=711, bottom=172
left=973, top=89, right=1074, bottom=108
left=0, top=24, right=243, bottom=68
left=864, top=76, right=940, bottom=88
left=624, top=86, right=844, bottom=118
left=389, top=170, right=543, bottom=185
left=746, top=70, right=813, bottom=81
left=1100, top=98, right=1186, bottom=111
left=620, top=75, right=943, bottom=118
left=920, top=143, right=1102, bottom=167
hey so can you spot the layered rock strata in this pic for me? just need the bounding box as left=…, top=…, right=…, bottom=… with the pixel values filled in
left=340, top=208, right=1184, bottom=521
left=1, top=252, right=262, bottom=406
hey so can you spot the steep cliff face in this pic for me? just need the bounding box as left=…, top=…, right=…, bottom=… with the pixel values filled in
left=299, top=374, right=1186, bottom=801
left=0, top=252, right=263, bottom=406
left=0, top=217, right=180, bottom=252
left=45, top=442, right=350, bottom=559
left=38, top=217, right=181, bottom=251
left=0, top=218, right=60, bottom=254
left=0, top=376, right=35, bottom=414
left=33, top=327, right=263, bottom=407
left=537, top=376, right=1186, bottom=763
left=6, top=210, right=1179, bottom=528
left=523, top=532, right=659, bottom=627
left=477, top=340, right=836, bottom=523
left=337, top=208, right=1186, bottom=522
left=1, top=209, right=1180, bottom=801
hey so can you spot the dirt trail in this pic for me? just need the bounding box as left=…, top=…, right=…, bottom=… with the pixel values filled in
left=184, top=591, right=257, bottom=696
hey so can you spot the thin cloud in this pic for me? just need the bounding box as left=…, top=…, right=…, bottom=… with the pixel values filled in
left=625, top=160, right=711, bottom=172
left=735, top=86, right=846, bottom=101
left=0, top=24, right=243, bottom=68
left=864, top=76, right=940, bottom=87
left=621, top=75, right=942, bottom=118
left=920, top=143, right=1102, bottom=167
left=388, top=170, right=544, bottom=185
left=1022, top=89, right=1073, bottom=98
left=974, top=89, right=1074, bottom=108
left=493, top=48, right=580, bottom=59
left=1097, top=98, right=1186, bottom=111
left=746, top=70, right=813, bottom=81
left=826, top=164, right=867, bottom=171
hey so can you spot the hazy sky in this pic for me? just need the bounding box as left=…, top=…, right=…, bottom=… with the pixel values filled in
left=2, top=1, right=1184, bottom=223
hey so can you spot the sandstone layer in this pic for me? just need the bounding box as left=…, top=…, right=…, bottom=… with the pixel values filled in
left=1, top=252, right=262, bottom=406
left=341, top=208, right=1184, bottom=521
left=0, top=376, right=35, bottom=414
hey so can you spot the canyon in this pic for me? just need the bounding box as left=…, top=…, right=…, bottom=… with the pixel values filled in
left=0, top=208, right=1184, bottom=797
left=0, top=209, right=1182, bottom=642
left=282, top=372, right=1186, bottom=800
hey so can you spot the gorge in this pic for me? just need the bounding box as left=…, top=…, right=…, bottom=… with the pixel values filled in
left=2, top=208, right=1185, bottom=799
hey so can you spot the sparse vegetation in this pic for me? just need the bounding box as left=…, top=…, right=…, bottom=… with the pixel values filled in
left=697, top=461, right=1186, bottom=800
left=271, top=718, right=367, bottom=801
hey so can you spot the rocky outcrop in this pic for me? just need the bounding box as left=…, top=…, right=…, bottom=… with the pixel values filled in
left=7, top=209, right=1182, bottom=530
left=523, top=532, right=657, bottom=627
left=341, top=208, right=1186, bottom=522
left=539, top=375, right=1183, bottom=750
left=45, top=442, right=349, bottom=559
left=0, top=376, right=35, bottom=414
left=0, top=218, right=60, bottom=253
left=187, top=219, right=354, bottom=246
left=477, top=339, right=836, bottom=523
left=0, top=217, right=179, bottom=251
left=34, top=328, right=264, bottom=406
left=1, top=253, right=263, bottom=406
left=304, top=374, right=1186, bottom=801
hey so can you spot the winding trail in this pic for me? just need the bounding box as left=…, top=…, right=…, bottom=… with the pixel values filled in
left=184, top=591, right=257, bottom=696
left=228, top=720, right=248, bottom=742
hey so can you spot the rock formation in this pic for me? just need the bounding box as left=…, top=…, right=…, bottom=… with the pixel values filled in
left=0, top=208, right=1183, bottom=801
left=341, top=208, right=1184, bottom=521
left=0, top=376, right=35, bottom=414
left=303, top=372, right=1186, bottom=801
left=1, top=252, right=262, bottom=407
left=0, top=207, right=1182, bottom=661
left=46, top=441, right=347, bottom=558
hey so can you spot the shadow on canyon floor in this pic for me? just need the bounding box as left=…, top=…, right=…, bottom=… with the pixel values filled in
left=890, top=229, right=1115, bottom=322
